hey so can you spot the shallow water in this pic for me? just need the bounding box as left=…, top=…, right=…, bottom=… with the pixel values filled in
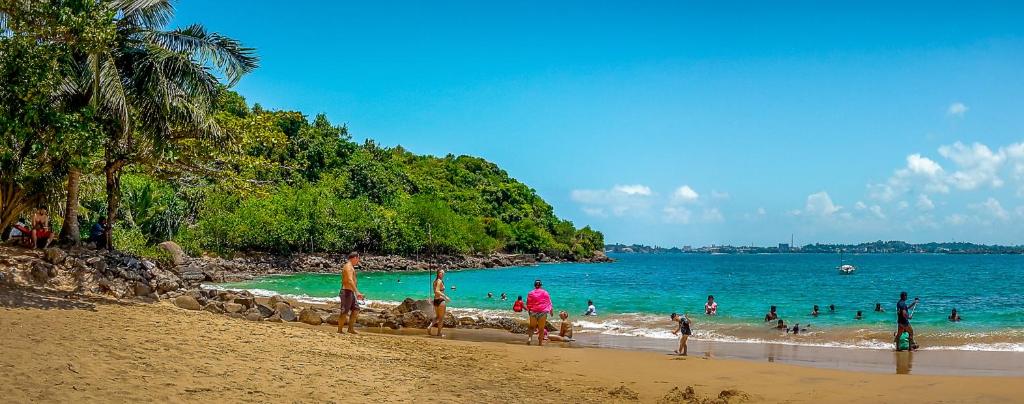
left=217, top=253, right=1024, bottom=351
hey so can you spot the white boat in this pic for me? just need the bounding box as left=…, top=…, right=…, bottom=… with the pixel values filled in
left=837, top=251, right=856, bottom=274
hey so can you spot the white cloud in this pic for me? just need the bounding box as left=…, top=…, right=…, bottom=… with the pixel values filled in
left=947, top=102, right=968, bottom=117
left=756, top=207, right=766, bottom=215
left=663, top=206, right=692, bottom=224
left=939, top=142, right=1005, bottom=190
left=671, top=185, right=700, bottom=203
left=854, top=201, right=867, bottom=210
left=613, top=184, right=652, bottom=196
left=897, top=200, right=910, bottom=210
left=710, top=190, right=730, bottom=200
left=702, top=207, right=724, bottom=222
left=916, top=194, right=934, bottom=211
left=869, top=141, right=1024, bottom=201
left=969, top=197, right=1009, bottom=221
left=906, top=153, right=944, bottom=177
left=803, top=191, right=841, bottom=217
left=571, top=184, right=654, bottom=217
left=869, top=205, right=886, bottom=219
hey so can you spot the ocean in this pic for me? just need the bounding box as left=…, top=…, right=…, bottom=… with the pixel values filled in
left=215, top=253, right=1024, bottom=352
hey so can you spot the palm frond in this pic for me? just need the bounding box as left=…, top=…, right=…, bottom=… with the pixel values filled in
left=113, top=0, right=173, bottom=29
left=149, top=24, right=258, bottom=85
left=88, top=53, right=131, bottom=133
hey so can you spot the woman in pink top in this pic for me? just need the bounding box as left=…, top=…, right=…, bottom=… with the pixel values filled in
left=526, top=279, right=554, bottom=346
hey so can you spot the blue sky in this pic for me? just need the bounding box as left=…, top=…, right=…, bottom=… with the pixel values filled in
left=175, top=1, right=1024, bottom=246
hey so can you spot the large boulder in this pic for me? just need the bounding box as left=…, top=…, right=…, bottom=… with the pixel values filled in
left=244, top=308, right=264, bottom=321
left=275, top=302, right=297, bottom=322
left=157, top=241, right=187, bottom=266
left=255, top=304, right=275, bottom=318
left=392, top=298, right=433, bottom=316
left=44, top=248, right=67, bottom=265
left=267, top=295, right=287, bottom=308
left=298, top=308, right=322, bottom=325
left=224, top=302, right=244, bottom=313
left=323, top=312, right=341, bottom=325
left=400, top=311, right=431, bottom=328
left=133, top=282, right=152, bottom=297
left=203, top=302, right=225, bottom=314
left=173, top=295, right=202, bottom=310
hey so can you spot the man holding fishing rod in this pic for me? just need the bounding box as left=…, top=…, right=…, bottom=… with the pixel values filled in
left=896, top=291, right=920, bottom=350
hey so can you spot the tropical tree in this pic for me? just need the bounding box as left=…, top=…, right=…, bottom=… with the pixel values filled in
left=50, top=0, right=258, bottom=249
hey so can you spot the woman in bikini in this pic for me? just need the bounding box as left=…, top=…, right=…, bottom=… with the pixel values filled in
left=427, top=269, right=451, bottom=337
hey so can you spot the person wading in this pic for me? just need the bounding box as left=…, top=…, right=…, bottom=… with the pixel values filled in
left=427, top=269, right=451, bottom=337
left=338, top=252, right=364, bottom=334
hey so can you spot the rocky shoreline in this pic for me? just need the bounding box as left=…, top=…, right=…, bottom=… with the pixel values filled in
left=0, top=244, right=573, bottom=335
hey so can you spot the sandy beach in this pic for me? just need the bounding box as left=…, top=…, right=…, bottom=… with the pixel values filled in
left=2, top=286, right=1023, bottom=403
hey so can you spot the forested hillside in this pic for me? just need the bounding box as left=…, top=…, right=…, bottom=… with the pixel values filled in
left=0, top=1, right=603, bottom=260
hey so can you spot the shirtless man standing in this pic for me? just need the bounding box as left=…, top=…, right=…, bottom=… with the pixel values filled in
left=338, top=252, right=363, bottom=334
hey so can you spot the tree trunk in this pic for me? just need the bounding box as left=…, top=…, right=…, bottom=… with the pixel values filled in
left=0, top=181, right=40, bottom=232
left=104, top=161, right=124, bottom=250
left=58, top=168, right=82, bottom=245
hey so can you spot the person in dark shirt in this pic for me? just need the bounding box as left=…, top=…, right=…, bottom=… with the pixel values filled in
left=88, top=216, right=107, bottom=249
left=896, top=291, right=920, bottom=350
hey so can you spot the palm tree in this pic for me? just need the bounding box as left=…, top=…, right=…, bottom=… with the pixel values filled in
left=57, top=0, right=258, bottom=249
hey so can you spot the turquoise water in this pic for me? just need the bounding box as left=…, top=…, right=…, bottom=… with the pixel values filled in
left=217, top=253, right=1024, bottom=350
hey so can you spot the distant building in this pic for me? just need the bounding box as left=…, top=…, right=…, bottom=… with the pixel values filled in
left=778, top=243, right=791, bottom=252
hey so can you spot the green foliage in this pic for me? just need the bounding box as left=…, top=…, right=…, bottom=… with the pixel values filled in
left=2, top=2, right=605, bottom=259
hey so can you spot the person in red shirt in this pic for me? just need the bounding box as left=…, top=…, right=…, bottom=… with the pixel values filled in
left=512, top=295, right=525, bottom=312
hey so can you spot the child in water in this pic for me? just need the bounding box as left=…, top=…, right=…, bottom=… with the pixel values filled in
left=788, top=323, right=810, bottom=334
left=775, top=319, right=787, bottom=330
left=948, top=308, right=962, bottom=322
left=855, top=310, right=863, bottom=320
left=671, top=312, right=692, bottom=355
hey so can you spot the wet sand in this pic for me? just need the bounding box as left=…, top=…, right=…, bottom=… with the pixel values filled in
left=3, top=286, right=1024, bottom=403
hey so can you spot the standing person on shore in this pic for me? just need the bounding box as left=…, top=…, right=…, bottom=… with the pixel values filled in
left=671, top=312, right=692, bottom=356
left=526, top=279, right=554, bottom=346
left=338, top=252, right=364, bottom=334
left=427, top=269, right=451, bottom=337
left=704, top=295, right=717, bottom=316
left=896, top=292, right=920, bottom=350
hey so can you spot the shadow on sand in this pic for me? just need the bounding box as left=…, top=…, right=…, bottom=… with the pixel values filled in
left=0, top=286, right=133, bottom=311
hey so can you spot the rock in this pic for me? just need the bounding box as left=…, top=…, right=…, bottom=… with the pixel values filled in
left=141, top=260, right=157, bottom=271
left=266, top=313, right=283, bottom=323
left=298, top=308, right=322, bottom=325
left=399, top=311, right=431, bottom=328
left=157, top=241, right=187, bottom=266
left=224, top=302, right=244, bottom=313
left=275, top=302, right=297, bottom=322
left=217, top=291, right=237, bottom=302
left=225, top=312, right=244, bottom=319
left=91, top=259, right=106, bottom=272
left=203, top=302, right=225, bottom=314
left=244, top=308, right=264, bottom=321
left=173, top=295, right=202, bottom=310
left=30, top=263, right=50, bottom=284
left=323, top=312, right=341, bottom=325
left=255, top=304, right=275, bottom=318
left=267, top=295, right=287, bottom=308
left=233, top=296, right=256, bottom=309
left=392, top=298, right=433, bottom=316
left=44, top=248, right=67, bottom=265
left=133, top=282, right=152, bottom=297
left=459, top=316, right=476, bottom=326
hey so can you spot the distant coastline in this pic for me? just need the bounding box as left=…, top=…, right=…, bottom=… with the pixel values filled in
left=605, top=241, right=1024, bottom=255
